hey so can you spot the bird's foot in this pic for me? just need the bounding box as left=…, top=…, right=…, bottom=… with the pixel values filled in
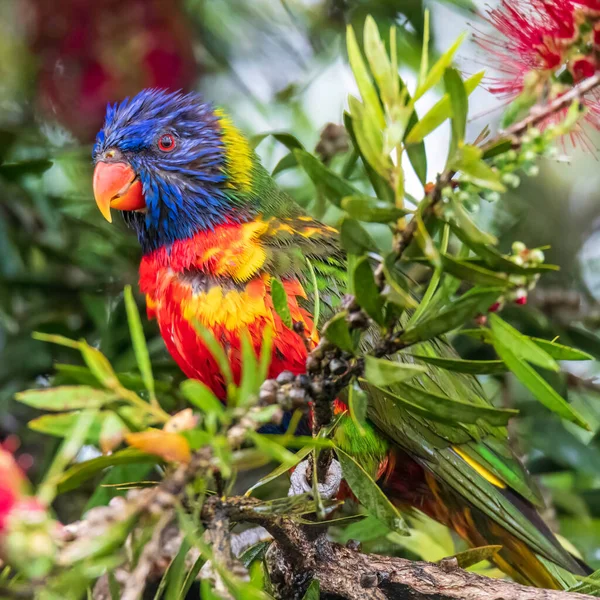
left=288, top=458, right=342, bottom=499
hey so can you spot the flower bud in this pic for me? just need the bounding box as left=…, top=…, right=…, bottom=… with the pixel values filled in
left=570, top=55, right=597, bottom=83
left=511, top=241, right=527, bottom=255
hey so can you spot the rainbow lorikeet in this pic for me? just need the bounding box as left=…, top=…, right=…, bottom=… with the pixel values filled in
left=92, top=89, right=587, bottom=589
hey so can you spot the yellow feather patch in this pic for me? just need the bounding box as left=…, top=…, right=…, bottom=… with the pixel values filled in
left=453, top=446, right=506, bottom=488
left=182, top=282, right=272, bottom=331
left=209, top=220, right=268, bottom=282
left=215, top=108, right=253, bottom=193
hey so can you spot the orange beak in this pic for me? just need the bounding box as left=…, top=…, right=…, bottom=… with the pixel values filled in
left=93, top=161, right=145, bottom=223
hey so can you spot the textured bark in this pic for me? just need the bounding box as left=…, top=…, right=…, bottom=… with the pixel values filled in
left=266, top=540, right=595, bottom=600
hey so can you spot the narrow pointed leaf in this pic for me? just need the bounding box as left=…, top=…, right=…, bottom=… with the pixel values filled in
left=489, top=314, right=559, bottom=372
left=352, top=257, right=384, bottom=325
left=406, top=71, right=484, bottom=144
left=336, top=447, right=409, bottom=534
left=414, top=33, right=466, bottom=101
left=364, top=357, right=426, bottom=386
left=412, top=355, right=507, bottom=374
left=346, top=24, right=385, bottom=127
left=323, top=312, right=355, bottom=354
left=180, top=379, right=224, bottom=415
left=16, top=386, right=116, bottom=411
left=378, top=383, right=517, bottom=426
left=444, top=67, right=468, bottom=157
left=271, top=277, right=293, bottom=329
left=342, top=196, right=409, bottom=222
left=124, top=285, right=155, bottom=402
left=400, top=288, right=502, bottom=344
left=492, top=337, right=590, bottom=430
left=295, top=149, right=359, bottom=206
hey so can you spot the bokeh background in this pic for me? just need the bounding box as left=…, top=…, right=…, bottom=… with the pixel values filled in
left=1, top=0, right=600, bottom=569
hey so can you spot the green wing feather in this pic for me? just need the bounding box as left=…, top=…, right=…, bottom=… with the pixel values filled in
left=252, top=178, right=584, bottom=580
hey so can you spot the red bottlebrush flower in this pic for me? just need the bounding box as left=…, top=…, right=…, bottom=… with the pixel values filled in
left=476, top=0, right=600, bottom=145
left=477, top=0, right=575, bottom=75
left=24, top=0, right=199, bottom=141
left=0, top=449, right=24, bottom=533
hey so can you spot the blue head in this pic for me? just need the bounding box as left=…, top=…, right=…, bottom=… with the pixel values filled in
left=92, top=89, right=258, bottom=253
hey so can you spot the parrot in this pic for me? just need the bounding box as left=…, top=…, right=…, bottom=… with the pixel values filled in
left=92, top=88, right=588, bottom=589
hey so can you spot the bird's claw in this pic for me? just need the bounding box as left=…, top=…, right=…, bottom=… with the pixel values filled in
left=288, top=458, right=342, bottom=499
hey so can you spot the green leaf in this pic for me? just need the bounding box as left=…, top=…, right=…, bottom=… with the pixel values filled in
left=533, top=338, right=593, bottom=361
left=444, top=67, right=468, bottom=157
left=348, top=382, right=368, bottom=433
left=270, top=277, right=293, bottom=330
left=442, top=545, right=502, bottom=569
left=448, top=224, right=553, bottom=274
left=164, top=538, right=192, bottom=600
left=341, top=196, right=409, bottom=223
left=180, top=379, right=224, bottom=415
left=400, top=287, right=502, bottom=344
left=323, top=312, right=355, bottom=354
left=124, top=285, right=155, bottom=402
left=15, top=386, right=116, bottom=411
left=364, top=357, right=426, bottom=386
left=352, top=257, right=384, bottom=325
left=377, top=383, right=517, bottom=425
left=406, top=71, right=484, bottom=144
left=340, top=219, right=375, bottom=254
left=414, top=213, right=440, bottom=267
left=491, top=337, right=590, bottom=430
left=246, top=446, right=312, bottom=495
left=348, top=96, right=390, bottom=177
left=460, top=328, right=594, bottom=361
left=295, top=149, right=359, bottom=207
left=448, top=198, right=497, bottom=246
left=569, top=568, right=600, bottom=596
left=451, top=145, right=506, bottom=192
left=382, top=254, right=418, bottom=309
left=402, top=87, right=428, bottom=186
left=37, top=409, right=98, bottom=504
left=417, top=9, right=431, bottom=91
left=346, top=24, right=385, bottom=127
left=249, top=431, right=299, bottom=466
left=414, top=32, right=466, bottom=101
left=412, top=355, right=507, bottom=374
left=272, top=152, right=298, bottom=176
left=336, top=447, right=409, bottom=534
left=238, top=330, right=259, bottom=404
left=80, top=344, right=120, bottom=389
left=363, top=15, right=398, bottom=108
left=0, top=159, right=53, bottom=181
left=86, top=463, right=153, bottom=511
left=29, top=411, right=104, bottom=442
left=439, top=254, right=508, bottom=286
left=192, top=322, right=234, bottom=388
left=489, top=314, right=559, bottom=372
left=56, top=448, right=158, bottom=494
left=251, top=131, right=304, bottom=151
left=301, top=580, right=320, bottom=600
left=305, top=258, right=321, bottom=335
left=344, top=112, right=394, bottom=203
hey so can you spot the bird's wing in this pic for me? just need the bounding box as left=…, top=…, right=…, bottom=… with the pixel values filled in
left=365, top=337, right=582, bottom=573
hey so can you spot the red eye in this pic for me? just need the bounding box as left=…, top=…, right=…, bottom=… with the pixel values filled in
left=158, top=133, right=176, bottom=152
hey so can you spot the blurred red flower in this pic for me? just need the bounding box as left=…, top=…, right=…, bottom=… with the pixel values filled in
left=23, top=0, right=199, bottom=141
left=0, top=448, right=24, bottom=533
